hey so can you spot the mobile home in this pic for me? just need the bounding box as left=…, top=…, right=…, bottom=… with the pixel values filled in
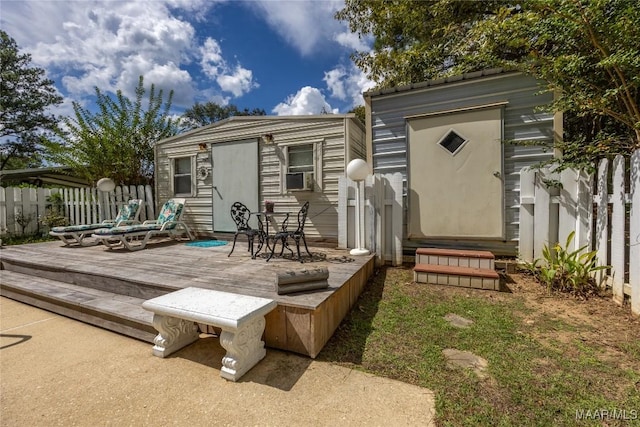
left=154, top=115, right=366, bottom=243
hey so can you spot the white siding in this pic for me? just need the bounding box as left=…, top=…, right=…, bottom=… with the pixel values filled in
left=155, top=115, right=365, bottom=242
left=347, top=118, right=367, bottom=164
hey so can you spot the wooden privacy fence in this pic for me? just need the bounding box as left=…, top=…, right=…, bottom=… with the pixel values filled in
left=0, top=185, right=155, bottom=236
left=338, top=173, right=404, bottom=266
left=519, top=149, right=640, bottom=315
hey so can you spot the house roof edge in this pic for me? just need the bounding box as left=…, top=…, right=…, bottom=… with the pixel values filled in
left=364, top=68, right=517, bottom=98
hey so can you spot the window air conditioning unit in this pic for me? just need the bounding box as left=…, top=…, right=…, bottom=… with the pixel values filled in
left=286, top=172, right=314, bottom=191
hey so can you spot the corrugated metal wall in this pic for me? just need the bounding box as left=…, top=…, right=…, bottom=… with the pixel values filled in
left=367, top=71, right=555, bottom=255
left=155, top=115, right=365, bottom=242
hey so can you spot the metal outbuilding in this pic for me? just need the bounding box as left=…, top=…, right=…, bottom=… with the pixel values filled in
left=364, top=69, right=558, bottom=256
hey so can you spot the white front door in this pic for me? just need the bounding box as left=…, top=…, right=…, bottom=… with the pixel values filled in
left=211, top=139, right=259, bottom=232
left=407, top=106, right=504, bottom=239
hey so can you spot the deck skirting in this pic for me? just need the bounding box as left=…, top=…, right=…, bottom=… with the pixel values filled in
left=0, top=240, right=374, bottom=358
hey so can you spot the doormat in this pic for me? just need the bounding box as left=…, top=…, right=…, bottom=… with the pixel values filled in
left=185, top=240, right=228, bottom=248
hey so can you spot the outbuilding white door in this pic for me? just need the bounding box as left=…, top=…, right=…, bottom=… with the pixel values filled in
left=407, top=106, right=504, bottom=239
left=211, top=139, right=259, bottom=232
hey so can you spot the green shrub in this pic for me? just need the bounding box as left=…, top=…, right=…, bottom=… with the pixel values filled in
left=1, top=233, right=55, bottom=245
left=524, top=231, right=609, bottom=298
left=39, top=192, right=68, bottom=229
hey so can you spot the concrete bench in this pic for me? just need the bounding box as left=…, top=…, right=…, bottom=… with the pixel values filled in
left=142, top=287, right=277, bottom=381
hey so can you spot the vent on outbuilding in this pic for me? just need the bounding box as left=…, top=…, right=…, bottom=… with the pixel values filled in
left=438, top=130, right=468, bottom=155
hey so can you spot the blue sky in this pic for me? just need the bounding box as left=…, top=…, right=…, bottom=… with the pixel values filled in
left=1, top=0, right=375, bottom=119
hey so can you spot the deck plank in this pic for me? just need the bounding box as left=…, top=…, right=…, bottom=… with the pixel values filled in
left=0, top=240, right=373, bottom=309
left=1, top=240, right=375, bottom=357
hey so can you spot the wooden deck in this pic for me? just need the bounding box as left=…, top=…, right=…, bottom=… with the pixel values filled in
left=0, top=238, right=374, bottom=358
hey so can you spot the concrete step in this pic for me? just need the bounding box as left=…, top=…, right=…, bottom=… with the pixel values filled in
left=0, top=270, right=157, bottom=343
left=415, top=248, right=495, bottom=270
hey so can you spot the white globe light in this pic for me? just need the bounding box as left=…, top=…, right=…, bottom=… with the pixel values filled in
left=346, top=158, right=370, bottom=256
left=96, top=177, right=116, bottom=192
left=346, top=159, right=369, bottom=181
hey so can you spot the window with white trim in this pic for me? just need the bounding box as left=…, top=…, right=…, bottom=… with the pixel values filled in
left=172, top=156, right=195, bottom=196
left=288, top=144, right=313, bottom=173
left=282, top=142, right=321, bottom=192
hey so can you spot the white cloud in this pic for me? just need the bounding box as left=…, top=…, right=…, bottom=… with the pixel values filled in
left=272, top=86, right=337, bottom=116
left=200, top=38, right=258, bottom=97
left=2, top=1, right=200, bottom=105
left=0, top=0, right=368, bottom=118
left=122, top=59, right=195, bottom=105
left=0, top=1, right=74, bottom=47
left=324, top=65, right=376, bottom=108
left=0, top=1, right=253, bottom=109
left=324, top=68, right=347, bottom=101
left=334, top=31, right=372, bottom=53
left=217, top=67, right=257, bottom=98
left=200, top=38, right=225, bottom=78
left=249, top=0, right=345, bottom=56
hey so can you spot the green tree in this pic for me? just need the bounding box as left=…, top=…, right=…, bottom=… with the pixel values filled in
left=0, top=30, right=63, bottom=170
left=181, top=102, right=265, bottom=131
left=470, top=0, right=640, bottom=166
left=336, top=0, right=640, bottom=166
left=336, top=1, right=505, bottom=88
left=47, top=76, right=178, bottom=185
left=348, top=105, right=366, bottom=125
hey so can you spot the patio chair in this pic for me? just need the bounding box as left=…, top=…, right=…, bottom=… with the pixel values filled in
left=91, top=198, right=194, bottom=251
left=228, top=201, right=263, bottom=259
left=267, top=201, right=312, bottom=263
left=49, top=199, right=143, bottom=246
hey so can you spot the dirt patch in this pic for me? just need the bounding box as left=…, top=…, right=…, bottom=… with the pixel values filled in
left=429, top=270, right=640, bottom=392
left=415, top=269, right=640, bottom=353
left=506, top=272, right=640, bottom=360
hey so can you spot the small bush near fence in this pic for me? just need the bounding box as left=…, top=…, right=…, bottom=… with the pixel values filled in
left=523, top=231, right=609, bottom=298
left=39, top=192, right=69, bottom=229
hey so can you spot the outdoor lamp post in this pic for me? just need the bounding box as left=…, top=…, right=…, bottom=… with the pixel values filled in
left=96, top=178, right=116, bottom=192
left=96, top=178, right=116, bottom=222
left=346, top=159, right=370, bottom=256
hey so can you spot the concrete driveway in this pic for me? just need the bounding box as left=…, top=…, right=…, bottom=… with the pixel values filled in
left=0, top=297, right=435, bottom=426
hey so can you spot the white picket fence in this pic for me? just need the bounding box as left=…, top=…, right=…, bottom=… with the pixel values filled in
left=0, top=185, right=155, bottom=236
left=519, top=149, right=640, bottom=315
left=338, top=173, right=404, bottom=266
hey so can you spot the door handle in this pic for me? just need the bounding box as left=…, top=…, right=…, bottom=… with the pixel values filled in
left=493, top=171, right=501, bottom=178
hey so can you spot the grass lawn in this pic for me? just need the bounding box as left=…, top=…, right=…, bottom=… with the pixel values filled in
left=318, top=265, right=640, bottom=426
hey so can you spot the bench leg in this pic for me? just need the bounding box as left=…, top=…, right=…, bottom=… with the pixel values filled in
left=150, top=314, right=199, bottom=358
left=219, top=316, right=267, bottom=382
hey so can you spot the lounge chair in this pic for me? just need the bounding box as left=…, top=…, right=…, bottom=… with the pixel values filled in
left=49, top=199, right=143, bottom=246
left=91, top=198, right=194, bottom=251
